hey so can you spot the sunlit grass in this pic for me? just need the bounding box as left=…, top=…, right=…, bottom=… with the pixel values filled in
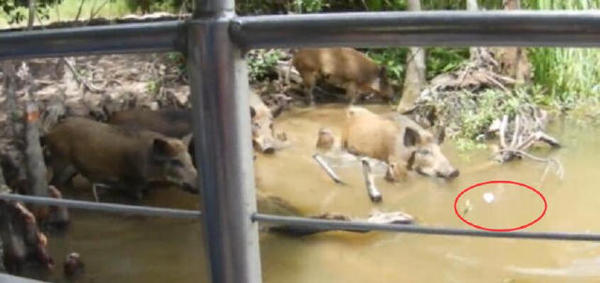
left=525, top=0, right=600, bottom=108
left=0, top=0, right=133, bottom=28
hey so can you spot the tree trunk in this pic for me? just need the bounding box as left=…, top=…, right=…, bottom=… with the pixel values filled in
left=2, top=62, right=19, bottom=139
left=397, top=0, right=426, bottom=113
left=24, top=103, right=50, bottom=220
left=467, top=0, right=480, bottom=59
left=27, top=0, right=36, bottom=30
left=492, top=0, right=532, bottom=83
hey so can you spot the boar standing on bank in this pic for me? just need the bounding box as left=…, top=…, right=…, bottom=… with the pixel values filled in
left=292, top=48, right=395, bottom=105
left=44, top=117, right=197, bottom=199
left=342, top=106, right=459, bottom=182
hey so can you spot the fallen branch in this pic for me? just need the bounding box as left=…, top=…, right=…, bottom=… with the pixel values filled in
left=62, top=58, right=104, bottom=93
left=312, top=154, right=345, bottom=185
left=499, top=149, right=564, bottom=180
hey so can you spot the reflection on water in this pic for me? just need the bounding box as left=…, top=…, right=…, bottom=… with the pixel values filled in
left=29, top=104, right=600, bottom=282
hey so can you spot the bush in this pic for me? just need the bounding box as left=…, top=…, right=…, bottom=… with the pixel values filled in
left=247, top=49, right=285, bottom=84
left=1, top=0, right=62, bottom=24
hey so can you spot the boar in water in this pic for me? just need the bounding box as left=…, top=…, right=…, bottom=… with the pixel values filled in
left=342, top=107, right=459, bottom=181
left=107, top=109, right=197, bottom=165
left=108, top=92, right=286, bottom=155
left=44, top=117, right=197, bottom=198
left=292, top=48, right=395, bottom=105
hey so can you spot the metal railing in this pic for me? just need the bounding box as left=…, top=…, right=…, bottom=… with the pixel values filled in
left=3, top=1, right=600, bottom=282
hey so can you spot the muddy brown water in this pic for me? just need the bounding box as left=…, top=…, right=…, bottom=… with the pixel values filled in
left=22, top=104, right=600, bottom=282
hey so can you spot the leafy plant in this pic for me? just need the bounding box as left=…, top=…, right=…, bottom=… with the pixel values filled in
left=426, top=48, right=468, bottom=79
left=1, top=0, right=62, bottom=24
left=525, top=0, right=600, bottom=110
left=366, top=48, right=407, bottom=82
left=247, top=49, right=284, bottom=83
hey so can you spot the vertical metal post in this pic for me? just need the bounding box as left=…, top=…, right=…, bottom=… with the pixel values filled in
left=188, top=0, right=262, bottom=282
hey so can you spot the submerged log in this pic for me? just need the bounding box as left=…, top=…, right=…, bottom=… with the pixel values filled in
left=259, top=190, right=413, bottom=237
left=268, top=211, right=414, bottom=237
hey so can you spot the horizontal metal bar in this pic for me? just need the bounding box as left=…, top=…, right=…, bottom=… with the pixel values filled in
left=253, top=213, right=600, bottom=242
left=0, top=193, right=201, bottom=219
left=4, top=11, right=600, bottom=60
left=0, top=21, right=186, bottom=60
left=231, top=11, right=600, bottom=49
left=0, top=274, right=46, bottom=283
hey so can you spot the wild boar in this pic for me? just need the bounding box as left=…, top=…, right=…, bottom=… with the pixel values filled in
left=108, top=91, right=286, bottom=155
left=44, top=117, right=197, bottom=198
left=342, top=106, right=459, bottom=181
left=108, top=108, right=192, bottom=138
left=108, top=108, right=197, bottom=166
left=292, top=47, right=395, bottom=105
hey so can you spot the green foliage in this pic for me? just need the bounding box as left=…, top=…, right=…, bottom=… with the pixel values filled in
left=366, top=47, right=468, bottom=85
left=426, top=47, right=468, bottom=79
left=247, top=49, right=285, bottom=84
left=366, top=48, right=407, bottom=82
left=165, top=52, right=187, bottom=77
left=523, top=0, right=600, bottom=110
left=1, top=0, right=62, bottom=24
left=456, top=88, right=534, bottom=141
left=123, top=0, right=189, bottom=14
left=291, top=0, right=328, bottom=13
left=421, top=87, right=541, bottom=151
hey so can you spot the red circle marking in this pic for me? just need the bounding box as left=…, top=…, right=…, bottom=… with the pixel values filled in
left=453, top=180, right=547, bottom=232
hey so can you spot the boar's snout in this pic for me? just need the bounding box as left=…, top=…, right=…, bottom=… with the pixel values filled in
left=448, top=169, right=460, bottom=179
left=181, top=181, right=199, bottom=194
left=436, top=168, right=460, bottom=180
left=263, top=146, right=275, bottom=154
left=253, top=138, right=275, bottom=154
left=151, top=137, right=199, bottom=193
left=253, top=138, right=275, bottom=153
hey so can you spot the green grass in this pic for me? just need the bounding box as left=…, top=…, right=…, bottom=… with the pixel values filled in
left=524, top=0, right=600, bottom=110
left=0, top=0, right=134, bottom=28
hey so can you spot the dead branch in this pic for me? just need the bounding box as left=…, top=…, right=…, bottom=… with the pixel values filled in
left=361, top=158, right=382, bottom=203
left=89, top=0, right=110, bottom=21
left=511, top=115, right=520, bottom=148
left=62, top=58, right=104, bottom=93
left=499, top=115, right=508, bottom=148
left=499, top=149, right=564, bottom=180
left=74, top=0, right=85, bottom=22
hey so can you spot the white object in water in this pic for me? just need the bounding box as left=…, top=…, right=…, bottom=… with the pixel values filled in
left=483, top=192, right=495, bottom=203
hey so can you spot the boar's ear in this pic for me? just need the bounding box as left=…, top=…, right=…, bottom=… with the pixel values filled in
left=403, top=127, right=420, bottom=147
left=435, top=127, right=446, bottom=145
left=181, top=134, right=193, bottom=147
left=250, top=106, right=256, bottom=119
left=152, top=138, right=173, bottom=158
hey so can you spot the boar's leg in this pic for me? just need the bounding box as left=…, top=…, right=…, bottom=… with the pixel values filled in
left=47, top=186, right=69, bottom=227
left=48, top=159, right=78, bottom=189
left=346, top=83, right=359, bottom=105
left=300, top=72, right=317, bottom=106
left=91, top=184, right=100, bottom=202
left=91, top=183, right=114, bottom=202
left=361, top=158, right=382, bottom=203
